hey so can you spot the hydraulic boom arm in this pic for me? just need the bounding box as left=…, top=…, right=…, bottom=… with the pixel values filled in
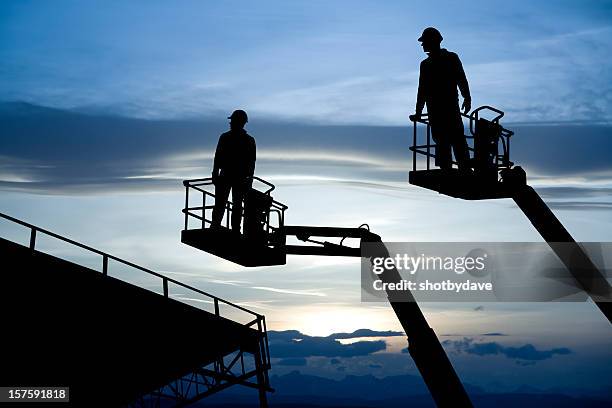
left=513, top=185, right=612, bottom=322
left=282, top=225, right=474, bottom=407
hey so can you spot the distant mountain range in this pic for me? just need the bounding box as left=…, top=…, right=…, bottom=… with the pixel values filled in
left=194, top=371, right=610, bottom=408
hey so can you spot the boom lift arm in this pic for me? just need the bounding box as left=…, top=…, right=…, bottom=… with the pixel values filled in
left=282, top=225, right=474, bottom=408
left=513, top=185, right=612, bottom=321
left=181, top=181, right=474, bottom=407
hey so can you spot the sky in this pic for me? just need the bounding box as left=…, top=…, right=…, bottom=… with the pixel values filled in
left=2, top=0, right=612, bottom=124
left=1, top=0, right=612, bottom=401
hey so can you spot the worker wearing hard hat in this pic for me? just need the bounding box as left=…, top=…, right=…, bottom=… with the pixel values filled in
left=211, top=109, right=256, bottom=233
left=410, top=27, right=471, bottom=171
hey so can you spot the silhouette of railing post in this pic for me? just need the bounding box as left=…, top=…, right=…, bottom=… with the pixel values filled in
left=102, top=255, right=108, bottom=276
left=184, top=185, right=189, bottom=231
left=29, top=228, right=36, bottom=250
left=426, top=121, right=431, bottom=170
left=263, top=317, right=271, bottom=367
left=202, top=191, right=206, bottom=229
left=226, top=202, right=231, bottom=228
left=254, top=337, right=269, bottom=408
left=412, top=120, right=417, bottom=171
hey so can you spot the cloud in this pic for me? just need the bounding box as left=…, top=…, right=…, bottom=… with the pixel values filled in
left=204, top=272, right=332, bottom=300
left=530, top=186, right=612, bottom=212
left=328, top=329, right=403, bottom=339
left=249, top=73, right=416, bottom=126
left=535, top=186, right=612, bottom=199
left=0, top=102, right=409, bottom=194
left=546, top=202, right=612, bottom=211
left=269, top=330, right=387, bottom=358
left=170, top=148, right=407, bottom=171
left=510, top=125, right=612, bottom=177
left=443, top=337, right=572, bottom=361
left=208, top=279, right=250, bottom=286
left=250, top=286, right=327, bottom=297
left=3, top=1, right=612, bottom=126
left=276, top=357, right=308, bottom=366
left=523, top=26, right=612, bottom=49
left=234, top=300, right=278, bottom=311
left=440, top=332, right=507, bottom=337
left=2, top=103, right=612, bottom=200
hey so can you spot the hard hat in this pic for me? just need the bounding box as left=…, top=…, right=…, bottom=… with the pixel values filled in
left=418, top=27, right=443, bottom=43
left=228, top=109, right=248, bottom=123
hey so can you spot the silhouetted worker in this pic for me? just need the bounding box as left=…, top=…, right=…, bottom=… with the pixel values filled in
left=411, top=27, right=471, bottom=171
left=211, top=109, right=256, bottom=233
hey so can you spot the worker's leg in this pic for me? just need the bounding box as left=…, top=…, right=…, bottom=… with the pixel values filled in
left=431, top=125, right=452, bottom=170
left=211, top=180, right=231, bottom=228
left=451, top=117, right=470, bottom=171
left=231, top=183, right=246, bottom=233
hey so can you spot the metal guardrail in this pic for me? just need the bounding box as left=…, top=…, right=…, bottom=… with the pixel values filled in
left=0, top=211, right=271, bottom=368
left=182, top=177, right=287, bottom=242
left=409, top=107, right=514, bottom=173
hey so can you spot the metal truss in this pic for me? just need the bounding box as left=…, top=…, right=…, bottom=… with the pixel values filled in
left=129, top=344, right=271, bottom=408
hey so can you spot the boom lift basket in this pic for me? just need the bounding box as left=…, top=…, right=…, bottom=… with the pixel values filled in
left=409, top=105, right=523, bottom=200
left=181, top=177, right=288, bottom=266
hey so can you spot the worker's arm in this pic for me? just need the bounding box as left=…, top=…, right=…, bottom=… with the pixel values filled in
left=415, top=61, right=426, bottom=117
left=455, top=54, right=471, bottom=114
left=212, top=134, right=225, bottom=184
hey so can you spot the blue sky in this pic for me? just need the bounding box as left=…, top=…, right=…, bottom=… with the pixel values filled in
left=2, top=0, right=612, bottom=124
left=1, top=0, right=612, bottom=400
